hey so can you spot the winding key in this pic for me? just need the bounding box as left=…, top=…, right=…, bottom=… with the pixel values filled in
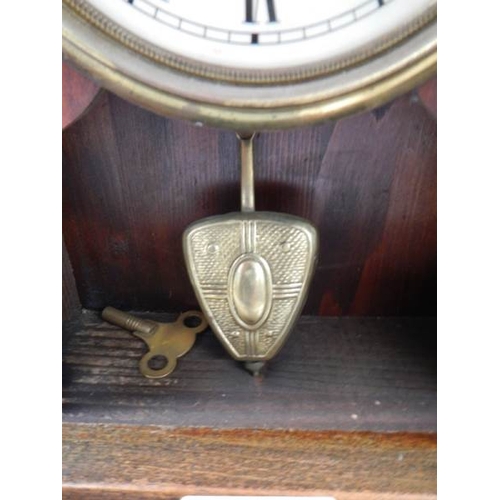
left=102, top=307, right=208, bottom=378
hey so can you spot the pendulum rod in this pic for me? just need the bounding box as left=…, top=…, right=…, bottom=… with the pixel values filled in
left=237, top=132, right=256, bottom=213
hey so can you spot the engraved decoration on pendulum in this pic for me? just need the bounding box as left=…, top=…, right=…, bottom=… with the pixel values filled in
left=183, top=133, right=318, bottom=375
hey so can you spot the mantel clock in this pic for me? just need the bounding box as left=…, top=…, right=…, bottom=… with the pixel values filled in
left=63, top=0, right=436, bottom=374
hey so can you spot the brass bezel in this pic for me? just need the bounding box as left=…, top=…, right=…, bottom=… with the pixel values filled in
left=62, top=0, right=436, bottom=130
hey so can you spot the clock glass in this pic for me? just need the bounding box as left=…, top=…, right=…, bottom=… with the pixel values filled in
left=63, top=0, right=436, bottom=128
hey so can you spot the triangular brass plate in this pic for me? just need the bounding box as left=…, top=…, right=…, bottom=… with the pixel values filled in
left=183, top=212, right=318, bottom=361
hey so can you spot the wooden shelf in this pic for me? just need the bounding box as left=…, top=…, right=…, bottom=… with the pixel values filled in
left=63, top=312, right=436, bottom=499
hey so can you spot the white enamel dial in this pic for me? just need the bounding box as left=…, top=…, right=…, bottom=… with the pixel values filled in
left=86, top=0, right=433, bottom=71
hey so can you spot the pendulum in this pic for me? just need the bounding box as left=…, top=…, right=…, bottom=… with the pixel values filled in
left=183, top=133, right=318, bottom=375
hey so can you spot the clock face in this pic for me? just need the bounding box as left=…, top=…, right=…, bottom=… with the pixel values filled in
left=86, top=0, right=432, bottom=74
left=62, top=0, right=436, bottom=128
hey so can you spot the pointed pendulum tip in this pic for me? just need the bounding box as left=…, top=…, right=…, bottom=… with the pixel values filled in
left=244, top=361, right=266, bottom=377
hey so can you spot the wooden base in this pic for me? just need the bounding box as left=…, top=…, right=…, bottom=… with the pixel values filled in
left=63, top=313, right=436, bottom=498
left=63, top=424, right=436, bottom=500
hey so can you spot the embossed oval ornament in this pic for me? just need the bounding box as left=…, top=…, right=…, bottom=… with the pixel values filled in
left=228, top=254, right=272, bottom=330
left=233, top=260, right=267, bottom=324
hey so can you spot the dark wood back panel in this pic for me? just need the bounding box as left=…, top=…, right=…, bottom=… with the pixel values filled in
left=63, top=86, right=436, bottom=315
left=63, top=238, right=81, bottom=322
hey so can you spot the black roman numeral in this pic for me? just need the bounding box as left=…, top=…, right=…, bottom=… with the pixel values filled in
left=245, top=0, right=277, bottom=23
left=266, top=0, right=277, bottom=22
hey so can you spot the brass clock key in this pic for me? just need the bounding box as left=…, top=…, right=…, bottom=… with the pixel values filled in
left=183, top=133, right=318, bottom=375
left=102, top=307, right=208, bottom=378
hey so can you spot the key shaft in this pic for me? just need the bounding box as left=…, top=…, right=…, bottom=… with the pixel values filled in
left=102, top=306, right=157, bottom=335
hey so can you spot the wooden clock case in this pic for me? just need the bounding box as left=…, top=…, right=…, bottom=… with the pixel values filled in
left=62, top=63, right=437, bottom=500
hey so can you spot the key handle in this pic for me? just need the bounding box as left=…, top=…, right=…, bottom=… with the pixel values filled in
left=137, top=311, right=207, bottom=379
left=102, top=308, right=207, bottom=379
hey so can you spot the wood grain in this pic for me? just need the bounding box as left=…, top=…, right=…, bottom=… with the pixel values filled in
left=62, top=61, right=100, bottom=130
left=63, top=238, right=81, bottom=322
left=62, top=84, right=436, bottom=315
left=63, top=313, right=436, bottom=432
left=63, top=423, right=436, bottom=499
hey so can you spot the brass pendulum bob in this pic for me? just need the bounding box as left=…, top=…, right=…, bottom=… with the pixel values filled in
left=183, top=133, right=318, bottom=375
